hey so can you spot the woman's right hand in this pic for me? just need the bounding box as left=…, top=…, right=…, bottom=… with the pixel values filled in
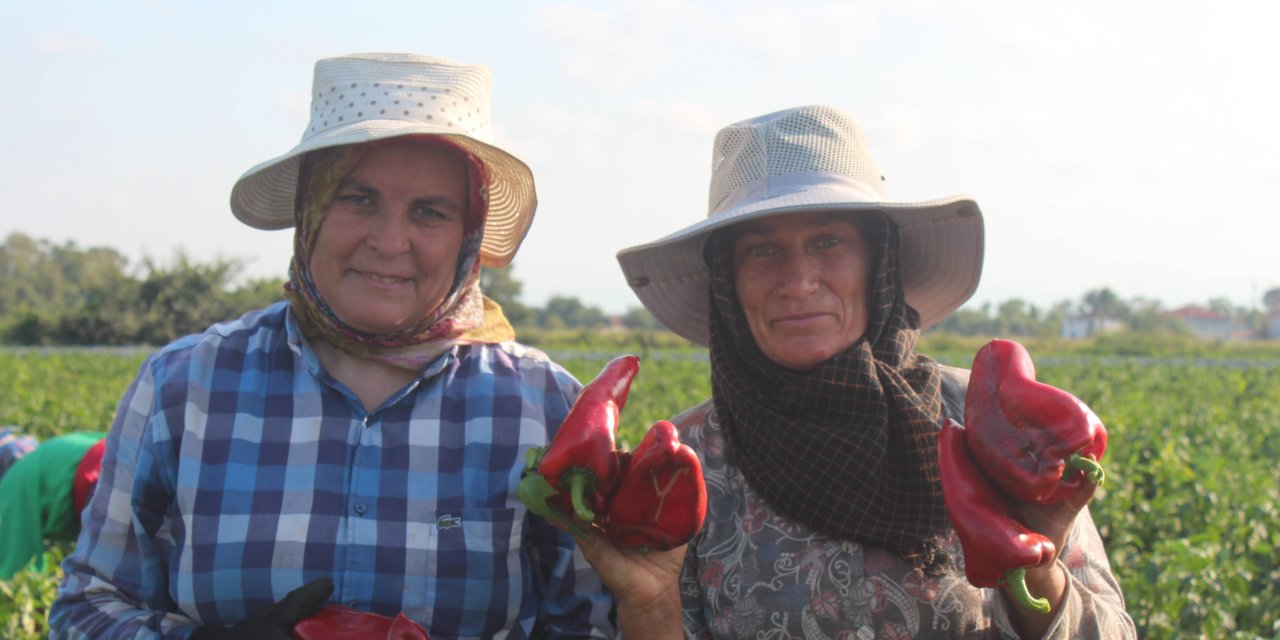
left=571, top=528, right=687, bottom=639
left=190, top=577, right=334, bottom=640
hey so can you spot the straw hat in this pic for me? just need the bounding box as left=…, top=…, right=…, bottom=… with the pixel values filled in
left=616, top=105, right=984, bottom=346
left=229, top=52, right=536, bottom=267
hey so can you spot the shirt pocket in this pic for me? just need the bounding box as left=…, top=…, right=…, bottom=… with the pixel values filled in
left=398, top=507, right=526, bottom=637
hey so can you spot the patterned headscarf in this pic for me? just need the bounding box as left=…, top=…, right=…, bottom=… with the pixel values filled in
left=284, top=136, right=514, bottom=371
left=707, top=213, right=951, bottom=567
left=0, top=427, right=38, bottom=480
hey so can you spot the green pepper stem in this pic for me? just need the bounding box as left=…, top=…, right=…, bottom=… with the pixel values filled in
left=1066, top=453, right=1106, bottom=486
left=567, top=473, right=595, bottom=522
left=1000, top=567, right=1051, bottom=614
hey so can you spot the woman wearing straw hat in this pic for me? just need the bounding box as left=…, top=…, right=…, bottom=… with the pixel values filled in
left=574, top=106, right=1135, bottom=638
left=49, top=54, right=615, bottom=639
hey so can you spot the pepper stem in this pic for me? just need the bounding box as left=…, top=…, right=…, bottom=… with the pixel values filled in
left=1066, top=453, right=1106, bottom=486
left=567, top=472, right=595, bottom=522
left=1000, top=567, right=1051, bottom=614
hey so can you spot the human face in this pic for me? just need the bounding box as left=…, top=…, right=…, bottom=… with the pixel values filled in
left=731, top=211, right=874, bottom=371
left=309, top=139, right=468, bottom=335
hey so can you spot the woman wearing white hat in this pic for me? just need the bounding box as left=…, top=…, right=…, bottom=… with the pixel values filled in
left=50, top=53, right=616, bottom=639
left=576, top=106, right=1135, bottom=638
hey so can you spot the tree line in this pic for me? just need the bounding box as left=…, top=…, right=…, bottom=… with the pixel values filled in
left=0, top=233, right=662, bottom=346
left=1, top=232, right=1272, bottom=347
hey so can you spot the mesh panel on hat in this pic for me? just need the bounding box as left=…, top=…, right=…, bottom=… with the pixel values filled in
left=708, top=106, right=888, bottom=214
left=708, top=128, right=764, bottom=212
left=771, top=107, right=883, bottom=194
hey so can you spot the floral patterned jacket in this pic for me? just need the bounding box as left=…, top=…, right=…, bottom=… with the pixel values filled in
left=675, top=365, right=1136, bottom=639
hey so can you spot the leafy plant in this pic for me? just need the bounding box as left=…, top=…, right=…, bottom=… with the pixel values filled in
left=0, top=545, right=67, bottom=638
left=5, top=344, right=1280, bottom=639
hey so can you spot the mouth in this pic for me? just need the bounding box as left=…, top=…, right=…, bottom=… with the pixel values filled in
left=771, top=312, right=830, bottom=329
left=353, top=269, right=413, bottom=287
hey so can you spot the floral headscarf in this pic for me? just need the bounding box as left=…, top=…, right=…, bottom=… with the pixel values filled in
left=284, top=136, right=514, bottom=371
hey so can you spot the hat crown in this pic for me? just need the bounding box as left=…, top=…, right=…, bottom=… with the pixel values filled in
left=305, top=53, right=493, bottom=144
left=708, top=105, right=886, bottom=216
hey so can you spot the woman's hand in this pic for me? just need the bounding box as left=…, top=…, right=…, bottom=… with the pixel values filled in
left=571, top=527, right=687, bottom=639
left=1004, top=482, right=1097, bottom=638
left=190, top=577, right=334, bottom=640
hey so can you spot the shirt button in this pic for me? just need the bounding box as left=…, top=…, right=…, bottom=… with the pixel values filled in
left=354, top=503, right=367, bottom=515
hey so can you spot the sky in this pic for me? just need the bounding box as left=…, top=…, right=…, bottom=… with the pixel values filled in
left=3, top=0, right=1278, bottom=316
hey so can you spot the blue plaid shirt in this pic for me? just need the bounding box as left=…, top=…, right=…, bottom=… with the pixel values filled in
left=49, top=302, right=617, bottom=639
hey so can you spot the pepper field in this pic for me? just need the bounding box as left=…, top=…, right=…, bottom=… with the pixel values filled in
left=2, top=343, right=1278, bottom=639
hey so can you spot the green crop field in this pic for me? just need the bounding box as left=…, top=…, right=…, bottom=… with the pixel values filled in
left=3, top=344, right=1279, bottom=639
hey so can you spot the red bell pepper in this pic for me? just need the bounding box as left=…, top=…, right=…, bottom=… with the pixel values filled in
left=964, top=339, right=1107, bottom=505
left=292, top=605, right=430, bottom=640
left=519, top=355, right=641, bottom=534
left=602, top=420, right=707, bottom=552
left=938, top=418, right=1057, bottom=613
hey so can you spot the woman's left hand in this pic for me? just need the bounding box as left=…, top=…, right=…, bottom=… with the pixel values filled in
left=571, top=527, right=687, bottom=638
left=1004, top=481, right=1097, bottom=637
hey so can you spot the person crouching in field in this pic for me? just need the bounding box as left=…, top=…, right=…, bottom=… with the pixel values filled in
left=0, top=430, right=106, bottom=579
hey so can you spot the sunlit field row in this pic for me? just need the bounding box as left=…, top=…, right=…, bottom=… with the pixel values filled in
left=3, top=341, right=1278, bottom=638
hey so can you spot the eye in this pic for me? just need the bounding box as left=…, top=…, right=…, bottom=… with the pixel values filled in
left=813, top=234, right=844, bottom=250
left=411, top=206, right=452, bottom=223
left=333, top=192, right=373, bottom=208
left=738, top=241, right=776, bottom=260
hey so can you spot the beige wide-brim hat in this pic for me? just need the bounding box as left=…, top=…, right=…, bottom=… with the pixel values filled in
left=617, top=105, right=984, bottom=346
left=230, top=52, right=536, bottom=267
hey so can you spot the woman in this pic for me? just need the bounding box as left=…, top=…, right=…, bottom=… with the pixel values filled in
left=582, top=105, right=1136, bottom=638
left=0, top=431, right=105, bottom=579
left=49, top=53, right=615, bottom=639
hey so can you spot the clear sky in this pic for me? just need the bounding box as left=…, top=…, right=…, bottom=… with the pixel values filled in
left=3, top=0, right=1277, bottom=315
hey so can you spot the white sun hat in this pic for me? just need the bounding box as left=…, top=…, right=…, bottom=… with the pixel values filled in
left=616, top=105, right=984, bottom=346
left=229, top=52, right=536, bottom=267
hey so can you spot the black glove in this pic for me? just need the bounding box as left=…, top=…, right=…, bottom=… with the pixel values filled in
left=190, top=576, right=334, bottom=640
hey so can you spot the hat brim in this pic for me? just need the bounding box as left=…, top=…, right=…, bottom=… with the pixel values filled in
left=617, top=188, right=984, bottom=346
left=229, top=119, right=536, bottom=267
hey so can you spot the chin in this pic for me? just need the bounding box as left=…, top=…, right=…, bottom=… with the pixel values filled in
left=340, top=311, right=416, bottom=335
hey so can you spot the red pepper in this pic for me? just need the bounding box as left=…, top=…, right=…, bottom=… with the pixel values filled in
left=519, top=355, right=641, bottom=534
left=938, top=418, right=1057, bottom=613
left=964, top=339, right=1107, bottom=505
left=292, top=605, right=430, bottom=640
left=602, top=420, right=707, bottom=552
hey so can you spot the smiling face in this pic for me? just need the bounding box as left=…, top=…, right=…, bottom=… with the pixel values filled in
left=308, top=138, right=469, bottom=335
left=731, top=211, right=875, bottom=371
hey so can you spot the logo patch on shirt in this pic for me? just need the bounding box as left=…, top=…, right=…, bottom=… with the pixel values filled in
left=437, top=514, right=462, bottom=530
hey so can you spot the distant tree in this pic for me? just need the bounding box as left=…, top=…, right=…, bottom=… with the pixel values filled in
left=0, top=233, right=130, bottom=318
left=621, top=306, right=664, bottom=331
left=1207, top=297, right=1237, bottom=317
left=929, top=302, right=994, bottom=336
left=1127, top=297, right=1188, bottom=336
left=1263, top=287, right=1280, bottom=313
left=539, top=296, right=607, bottom=330
left=0, top=236, right=288, bottom=345
left=994, top=298, right=1042, bottom=336
left=226, top=278, right=287, bottom=313
left=128, top=252, right=260, bottom=344
left=480, top=264, right=530, bottom=327
left=1081, top=288, right=1127, bottom=319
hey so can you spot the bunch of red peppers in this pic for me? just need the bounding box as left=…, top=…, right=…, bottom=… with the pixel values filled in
left=939, top=339, right=1109, bottom=613
left=518, top=355, right=707, bottom=552
left=293, top=605, right=430, bottom=640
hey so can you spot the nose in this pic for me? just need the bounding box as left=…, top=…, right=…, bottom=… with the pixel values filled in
left=776, top=253, right=821, bottom=297
left=366, top=210, right=411, bottom=255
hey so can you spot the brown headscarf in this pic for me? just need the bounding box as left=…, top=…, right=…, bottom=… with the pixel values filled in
left=708, top=213, right=950, bottom=567
left=284, top=136, right=514, bottom=371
